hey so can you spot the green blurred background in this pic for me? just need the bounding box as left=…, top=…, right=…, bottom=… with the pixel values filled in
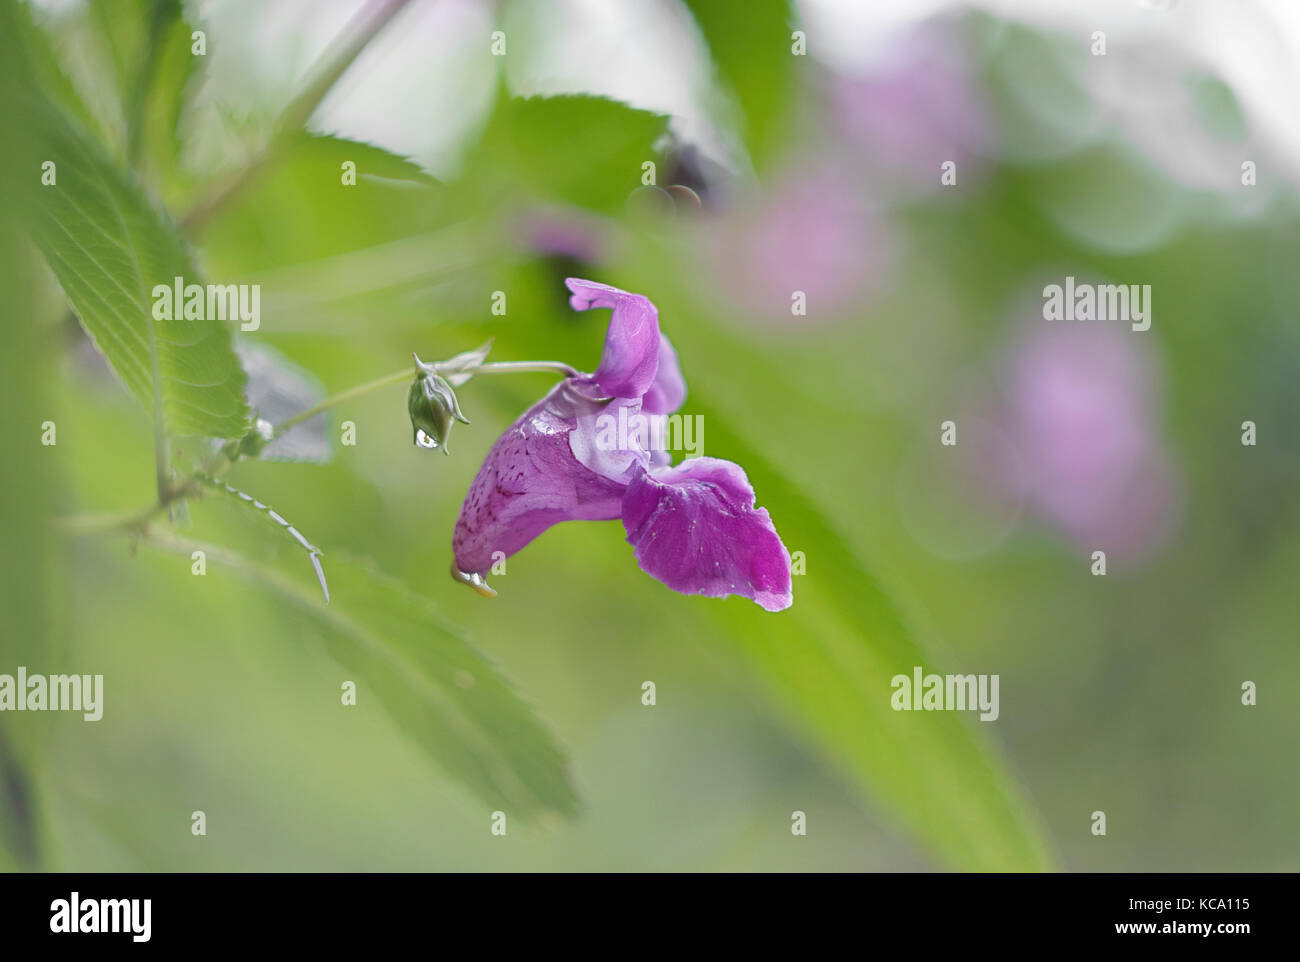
left=1, top=0, right=1297, bottom=872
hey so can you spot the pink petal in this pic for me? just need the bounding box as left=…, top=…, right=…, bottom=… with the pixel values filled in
left=620, top=458, right=793, bottom=611
left=452, top=379, right=627, bottom=577
left=566, top=277, right=661, bottom=399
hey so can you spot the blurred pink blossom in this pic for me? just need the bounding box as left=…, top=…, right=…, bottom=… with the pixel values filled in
left=1000, top=323, right=1180, bottom=559
left=511, top=205, right=613, bottom=265
left=706, top=161, right=888, bottom=323
left=833, top=24, right=993, bottom=196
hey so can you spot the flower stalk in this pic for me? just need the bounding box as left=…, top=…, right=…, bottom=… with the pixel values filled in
left=54, top=344, right=577, bottom=537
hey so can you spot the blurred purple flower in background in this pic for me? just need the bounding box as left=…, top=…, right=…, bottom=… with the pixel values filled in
left=511, top=204, right=613, bottom=265
left=833, top=23, right=994, bottom=197
left=696, top=21, right=995, bottom=327
left=1000, top=322, right=1181, bottom=560
left=705, top=160, right=888, bottom=323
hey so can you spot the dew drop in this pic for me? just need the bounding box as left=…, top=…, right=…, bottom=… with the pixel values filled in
left=450, top=560, right=497, bottom=598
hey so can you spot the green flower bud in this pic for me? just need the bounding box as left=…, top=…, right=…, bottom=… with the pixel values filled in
left=408, top=362, right=469, bottom=455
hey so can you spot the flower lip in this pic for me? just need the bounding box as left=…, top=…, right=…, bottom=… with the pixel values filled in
left=620, top=458, right=793, bottom=612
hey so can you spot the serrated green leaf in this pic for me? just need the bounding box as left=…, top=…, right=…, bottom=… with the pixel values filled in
left=316, top=560, right=579, bottom=822
left=461, top=92, right=669, bottom=214
left=199, top=132, right=447, bottom=275
left=21, top=101, right=249, bottom=439
left=296, top=132, right=437, bottom=186
left=152, top=536, right=579, bottom=822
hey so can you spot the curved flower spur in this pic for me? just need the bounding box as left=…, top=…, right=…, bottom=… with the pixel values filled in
left=415, top=278, right=793, bottom=611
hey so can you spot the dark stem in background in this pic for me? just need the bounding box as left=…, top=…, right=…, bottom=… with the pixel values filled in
left=0, top=726, right=39, bottom=870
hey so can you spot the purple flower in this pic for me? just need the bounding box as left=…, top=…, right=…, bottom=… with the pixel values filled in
left=1001, top=323, right=1180, bottom=559
left=706, top=160, right=887, bottom=323
left=512, top=204, right=613, bottom=265
left=833, top=24, right=994, bottom=196
left=451, top=278, right=793, bottom=611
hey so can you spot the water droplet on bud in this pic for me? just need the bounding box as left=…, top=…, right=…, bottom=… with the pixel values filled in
left=409, top=362, right=469, bottom=455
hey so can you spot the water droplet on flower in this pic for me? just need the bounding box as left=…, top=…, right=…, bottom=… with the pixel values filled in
left=451, top=560, right=497, bottom=598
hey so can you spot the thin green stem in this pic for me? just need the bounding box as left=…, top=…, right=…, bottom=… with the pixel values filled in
left=270, top=367, right=412, bottom=439
left=271, top=359, right=578, bottom=440
left=181, top=0, right=414, bottom=234
left=53, top=504, right=160, bottom=538
left=277, top=0, right=414, bottom=136
left=474, top=360, right=580, bottom=378
left=54, top=352, right=578, bottom=535
left=54, top=470, right=211, bottom=537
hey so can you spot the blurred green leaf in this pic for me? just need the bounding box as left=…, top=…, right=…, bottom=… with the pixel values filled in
left=0, top=218, right=55, bottom=874
left=153, top=537, right=579, bottom=822
left=643, top=262, right=1052, bottom=868
left=0, top=43, right=62, bottom=864
left=0, top=729, right=39, bottom=871
left=461, top=93, right=668, bottom=214
left=475, top=268, right=1053, bottom=869
left=687, top=404, right=1055, bottom=871
left=9, top=2, right=101, bottom=140
left=299, top=132, right=437, bottom=186
left=200, top=132, right=446, bottom=275
left=84, top=0, right=194, bottom=168
left=680, top=0, right=798, bottom=170
left=131, top=1, right=202, bottom=183
left=21, top=100, right=249, bottom=439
